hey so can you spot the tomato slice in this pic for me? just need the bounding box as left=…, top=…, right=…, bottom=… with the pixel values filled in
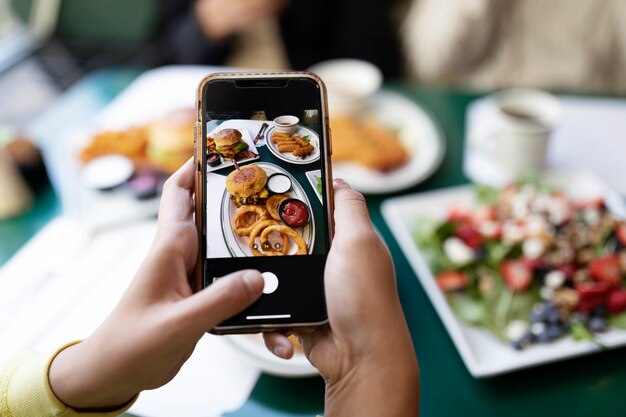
left=456, top=225, right=483, bottom=249
left=588, top=254, right=622, bottom=287
left=501, top=260, right=533, bottom=292
left=436, top=271, right=470, bottom=292
left=608, top=289, right=626, bottom=314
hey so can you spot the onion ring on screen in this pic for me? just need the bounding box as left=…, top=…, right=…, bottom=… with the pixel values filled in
left=266, top=194, right=289, bottom=221
left=232, top=205, right=270, bottom=236
left=261, top=224, right=307, bottom=255
left=248, top=220, right=289, bottom=256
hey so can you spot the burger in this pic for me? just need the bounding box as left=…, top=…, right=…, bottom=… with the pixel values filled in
left=213, top=128, right=255, bottom=160
left=225, top=164, right=269, bottom=207
left=146, top=108, right=195, bottom=173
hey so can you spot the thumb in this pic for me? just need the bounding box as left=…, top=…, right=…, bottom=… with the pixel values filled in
left=332, top=178, right=373, bottom=237
left=180, top=269, right=264, bottom=331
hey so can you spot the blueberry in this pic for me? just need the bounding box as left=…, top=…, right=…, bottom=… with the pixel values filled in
left=512, top=332, right=535, bottom=350
left=589, top=317, right=608, bottom=333
left=592, top=305, right=609, bottom=318
left=531, top=303, right=548, bottom=323
left=536, top=330, right=552, bottom=343
left=545, top=324, right=563, bottom=340
left=546, top=308, right=562, bottom=324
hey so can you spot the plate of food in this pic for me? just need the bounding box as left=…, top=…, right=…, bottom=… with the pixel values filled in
left=224, top=334, right=318, bottom=377
left=265, top=123, right=320, bottom=165
left=305, top=169, right=323, bottom=204
left=382, top=170, right=626, bottom=377
left=220, top=162, right=315, bottom=257
left=206, top=125, right=259, bottom=172
left=331, top=89, right=445, bottom=194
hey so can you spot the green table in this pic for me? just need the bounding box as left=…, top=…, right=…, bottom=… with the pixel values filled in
left=2, top=69, right=624, bottom=417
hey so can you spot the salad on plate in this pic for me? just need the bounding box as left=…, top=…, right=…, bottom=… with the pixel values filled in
left=416, top=180, right=626, bottom=350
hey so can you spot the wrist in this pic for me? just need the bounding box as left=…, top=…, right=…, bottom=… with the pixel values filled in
left=324, top=355, right=419, bottom=417
left=48, top=340, right=138, bottom=410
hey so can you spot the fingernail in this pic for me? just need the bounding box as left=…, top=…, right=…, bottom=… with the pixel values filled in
left=242, top=270, right=263, bottom=292
left=273, top=345, right=288, bottom=358
left=333, top=178, right=350, bottom=189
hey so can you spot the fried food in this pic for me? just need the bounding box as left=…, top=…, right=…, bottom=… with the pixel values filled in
left=248, top=220, right=289, bottom=256
left=293, top=145, right=315, bottom=157
left=79, top=107, right=198, bottom=173
left=330, top=117, right=409, bottom=171
left=271, top=132, right=315, bottom=158
left=266, top=194, right=289, bottom=221
left=288, top=335, right=303, bottom=351
left=278, top=143, right=300, bottom=152
left=79, top=127, right=149, bottom=163
left=261, top=224, right=308, bottom=255
left=232, top=205, right=270, bottom=236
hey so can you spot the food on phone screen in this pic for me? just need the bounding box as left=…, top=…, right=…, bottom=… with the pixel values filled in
left=330, top=116, right=409, bottom=171
left=272, top=131, right=315, bottom=159
left=315, top=175, right=322, bottom=195
left=232, top=205, right=271, bottom=236
left=207, top=152, right=222, bottom=167
left=225, top=164, right=270, bottom=207
left=262, top=224, right=308, bottom=255
left=266, top=194, right=289, bottom=221
left=273, top=115, right=299, bottom=134
left=248, top=220, right=289, bottom=256
left=209, top=128, right=258, bottom=161
left=279, top=198, right=311, bottom=228
left=267, top=173, right=292, bottom=194
left=225, top=164, right=310, bottom=257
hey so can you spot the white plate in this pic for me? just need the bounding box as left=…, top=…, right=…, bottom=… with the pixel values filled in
left=265, top=125, right=320, bottom=165
left=332, top=89, right=445, bottom=195
left=54, top=66, right=224, bottom=228
left=224, top=334, right=318, bottom=377
left=305, top=169, right=323, bottom=204
left=207, top=123, right=259, bottom=172
left=220, top=162, right=315, bottom=257
left=381, top=170, right=626, bottom=377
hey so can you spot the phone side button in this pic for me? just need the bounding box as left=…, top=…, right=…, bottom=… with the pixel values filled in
left=327, top=127, right=333, bottom=156
left=261, top=272, right=279, bottom=294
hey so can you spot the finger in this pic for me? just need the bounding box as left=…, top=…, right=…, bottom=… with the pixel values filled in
left=180, top=269, right=264, bottom=331
left=263, top=332, right=294, bottom=359
left=332, top=178, right=373, bottom=236
left=158, top=158, right=196, bottom=223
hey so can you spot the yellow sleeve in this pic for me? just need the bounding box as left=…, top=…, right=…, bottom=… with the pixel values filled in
left=0, top=341, right=136, bottom=417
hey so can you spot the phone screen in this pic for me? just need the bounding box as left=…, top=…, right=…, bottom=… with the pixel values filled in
left=200, top=76, right=330, bottom=328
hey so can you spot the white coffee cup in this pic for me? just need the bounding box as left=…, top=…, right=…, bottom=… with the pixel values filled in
left=478, top=88, right=562, bottom=178
left=308, top=59, right=382, bottom=116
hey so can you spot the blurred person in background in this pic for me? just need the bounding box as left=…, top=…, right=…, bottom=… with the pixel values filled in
left=402, top=0, right=626, bottom=94
left=154, top=0, right=403, bottom=77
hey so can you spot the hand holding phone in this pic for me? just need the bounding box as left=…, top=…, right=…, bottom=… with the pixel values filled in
left=263, top=179, right=420, bottom=417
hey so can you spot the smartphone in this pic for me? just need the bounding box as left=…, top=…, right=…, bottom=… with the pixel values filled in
left=193, top=72, right=334, bottom=334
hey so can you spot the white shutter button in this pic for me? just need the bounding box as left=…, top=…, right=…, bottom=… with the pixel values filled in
left=261, top=272, right=279, bottom=294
